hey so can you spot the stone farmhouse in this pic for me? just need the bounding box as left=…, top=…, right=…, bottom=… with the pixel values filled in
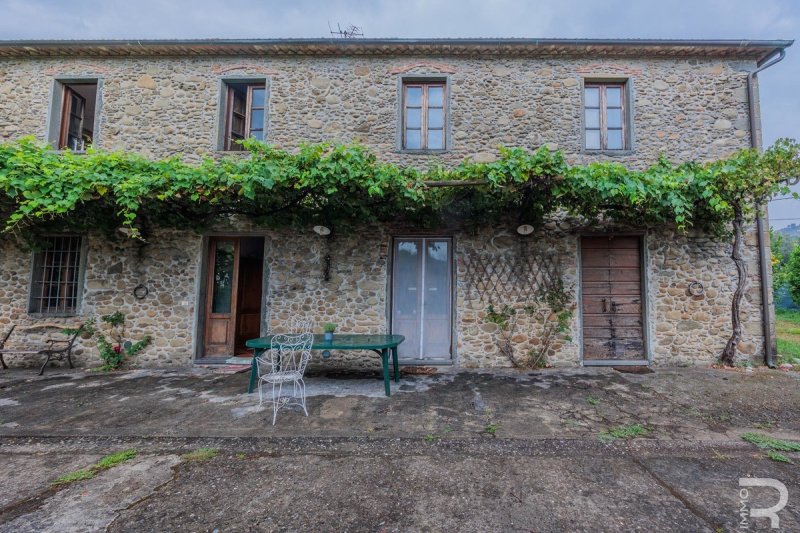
left=0, top=38, right=792, bottom=370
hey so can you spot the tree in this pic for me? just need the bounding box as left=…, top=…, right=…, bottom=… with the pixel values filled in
left=785, top=244, right=800, bottom=305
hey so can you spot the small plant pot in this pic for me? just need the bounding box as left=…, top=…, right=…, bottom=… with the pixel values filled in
left=324, top=332, right=334, bottom=342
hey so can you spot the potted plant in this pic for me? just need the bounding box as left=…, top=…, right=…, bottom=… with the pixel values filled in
left=323, top=322, right=336, bottom=342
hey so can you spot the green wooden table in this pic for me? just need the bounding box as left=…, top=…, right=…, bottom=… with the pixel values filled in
left=245, top=334, right=405, bottom=397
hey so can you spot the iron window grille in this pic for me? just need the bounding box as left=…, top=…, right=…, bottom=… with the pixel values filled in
left=29, top=236, right=84, bottom=315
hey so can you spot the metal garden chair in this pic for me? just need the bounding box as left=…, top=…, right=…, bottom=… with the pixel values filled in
left=255, top=332, right=313, bottom=425
left=287, top=316, right=314, bottom=334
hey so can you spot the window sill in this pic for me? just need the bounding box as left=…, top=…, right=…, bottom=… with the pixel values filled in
left=396, top=149, right=451, bottom=155
left=47, top=149, right=88, bottom=156
left=583, top=149, right=634, bottom=157
left=27, top=312, right=80, bottom=319
left=214, top=150, right=253, bottom=156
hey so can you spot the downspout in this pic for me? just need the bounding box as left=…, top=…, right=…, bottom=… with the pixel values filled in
left=747, top=48, right=786, bottom=368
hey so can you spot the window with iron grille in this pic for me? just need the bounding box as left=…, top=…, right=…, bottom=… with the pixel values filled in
left=29, top=236, right=84, bottom=315
left=402, top=82, right=446, bottom=150
left=584, top=83, right=627, bottom=151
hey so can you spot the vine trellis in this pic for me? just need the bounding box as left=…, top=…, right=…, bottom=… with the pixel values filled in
left=1, top=136, right=799, bottom=365
left=463, top=239, right=561, bottom=303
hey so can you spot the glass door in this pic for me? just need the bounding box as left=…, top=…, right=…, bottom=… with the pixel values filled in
left=203, top=238, right=240, bottom=357
left=391, top=238, right=452, bottom=361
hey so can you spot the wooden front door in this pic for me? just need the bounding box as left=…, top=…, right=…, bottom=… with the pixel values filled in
left=581, top=236, right=646, bottom=362
left=202, top=237, right=265, bottom=358
left=204, top=238, right=240, bottom=357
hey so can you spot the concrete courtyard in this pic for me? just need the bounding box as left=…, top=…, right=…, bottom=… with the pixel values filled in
left=0, top=365, right=799, bottom=531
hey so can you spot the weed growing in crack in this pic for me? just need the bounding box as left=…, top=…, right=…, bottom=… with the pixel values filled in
left=95, top=449, right=137, bottom=469
left=711, top=449, right=732, bottom=461
left=767, top=450, right=794, bottom=464
left=483, top=422, right=501, bottom=436
left=741, top=432, right=800, bottom=463
left=181, top=447, right=219, bottom=462
left=52, top=469, right=94, bottom=486
left=741, top=432, right=800, bottom=452
left=753, top=420, right=777, bottom=430
left=598, top=424, right=650, bottom=442
left=52, top=449, right=138, bottom=486
left=587, top=396, right=600, bottom=406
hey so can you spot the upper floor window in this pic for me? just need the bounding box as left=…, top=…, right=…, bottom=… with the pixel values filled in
left=57, top=82, right=98, bottom=151
left=29, top=236, right=84, bottom=315
left=584, top=83, right=627, bottom=151
left=402, top=82, right=446, bottom=150
left=223, top=82, right=266, bottom=151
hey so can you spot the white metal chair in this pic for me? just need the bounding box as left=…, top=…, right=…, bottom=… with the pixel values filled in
left=287, top=316, right=314, bottom=334
left=256, top=332, right=313, bottom=425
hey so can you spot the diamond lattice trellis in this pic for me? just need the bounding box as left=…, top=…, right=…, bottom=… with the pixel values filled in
left=462, top=241, right=561, bottom=304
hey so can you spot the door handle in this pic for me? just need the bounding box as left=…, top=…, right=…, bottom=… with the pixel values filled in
left=611, top=301, right=619, bottom=314
left=601, top=298, right=607, bottom=313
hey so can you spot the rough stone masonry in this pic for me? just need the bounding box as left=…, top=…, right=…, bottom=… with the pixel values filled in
left=0, top=43, right=772, bottom=369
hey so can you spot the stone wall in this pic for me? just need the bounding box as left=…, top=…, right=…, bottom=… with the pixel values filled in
left=0, top=230, right=201, bottom=368
left=0, top=220, right=766, bottom=370
left=0, top=55, right=753, bottom=167
left=0, top=51, right=770, bottom=368
left=647, top=227, right=764, bottom=365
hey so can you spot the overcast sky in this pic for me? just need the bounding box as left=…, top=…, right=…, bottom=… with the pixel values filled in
left=1, top=0, right=798, bottom=226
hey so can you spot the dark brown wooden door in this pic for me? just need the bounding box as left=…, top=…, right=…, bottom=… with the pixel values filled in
left=234, top=255, right=263, bottom=354
left=581, top=236, right=646, bottom=362
left=204, top=238, right=240, bottom=357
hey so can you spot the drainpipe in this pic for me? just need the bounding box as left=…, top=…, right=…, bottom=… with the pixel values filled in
left=747, top=48, right=786, bottom=368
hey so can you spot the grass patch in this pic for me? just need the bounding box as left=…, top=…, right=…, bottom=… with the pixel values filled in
left=776, top=309, right=800, bottom=363
left=587, top=396, right=600, bottom=406
left=95, top=449, right=137, bottom=469
left=767, top=450, right=794, bottom=464
left=776, top=308, right=800, bottom=325
left=777, top=339, right=800, bottom=363
left=483, top=423, right=500, bottom=436
left=52, top=469, right=95, bottom=486
left=51, top=449, right=137, bottom=487
left=599, top=424, right=651, bottom=442
left=741, top=432, right=800, bottom=452
left=181, top=447, right=219, bottom=462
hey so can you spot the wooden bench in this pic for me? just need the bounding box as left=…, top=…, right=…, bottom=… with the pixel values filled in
left=0, top=323, right=85, bottom=375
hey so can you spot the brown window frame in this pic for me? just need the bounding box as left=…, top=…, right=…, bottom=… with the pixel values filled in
left=583, top=83, right=627, bottom=151
left=29, top=236, right=84, bottom=316
left=57, top=83, right=97, bottom=151
left=402, top=82, right=447, bottom=151
left=224, top=84, right=266, bottom=151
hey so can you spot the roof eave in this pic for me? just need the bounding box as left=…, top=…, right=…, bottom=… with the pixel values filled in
left=0, top=38, right=792, bottom=62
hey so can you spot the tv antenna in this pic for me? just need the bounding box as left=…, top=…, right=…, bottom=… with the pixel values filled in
left=329, top=22, right=364, bottom=39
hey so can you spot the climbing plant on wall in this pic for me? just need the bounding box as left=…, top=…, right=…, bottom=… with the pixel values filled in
left=0, top=136, right=798, bottom=365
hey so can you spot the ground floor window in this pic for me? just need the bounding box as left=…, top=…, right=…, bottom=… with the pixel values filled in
left=29, top=236, right=84, bottom=315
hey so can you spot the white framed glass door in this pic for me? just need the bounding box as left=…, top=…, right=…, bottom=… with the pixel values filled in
left=391, top=237, right=452, bottom=361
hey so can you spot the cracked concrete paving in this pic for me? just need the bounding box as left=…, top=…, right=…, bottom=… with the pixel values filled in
left=0, top=366, right=799, bottom=531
